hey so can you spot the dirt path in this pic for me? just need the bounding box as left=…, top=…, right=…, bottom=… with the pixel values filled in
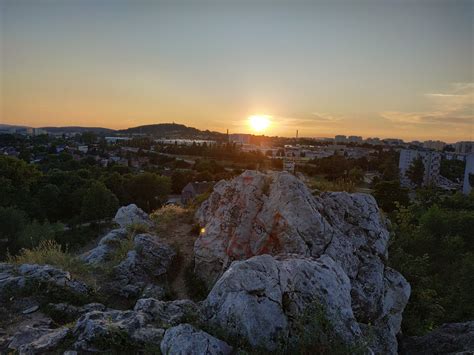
left=159, top=219, right=197, bottom=300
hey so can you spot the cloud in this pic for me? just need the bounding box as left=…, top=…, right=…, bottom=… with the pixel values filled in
left=381, top=82, right=474, bottom=128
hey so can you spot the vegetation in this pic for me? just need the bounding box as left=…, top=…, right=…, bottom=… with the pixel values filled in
left=388, top=191, right=474, bottom=335
left=406, top=156, right=425, bottom=187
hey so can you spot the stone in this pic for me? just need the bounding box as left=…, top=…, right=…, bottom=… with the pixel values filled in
left=195, top=171, right=410, bottom=354
left=399, top=321, right=474, bottom=354
left=0, top=263, right=91, bottom=302
left=160, top=324, right=232, bottom=355
left=22, top=305, right=39, bottom=315
left=8, top=326, right=69, bottom=354
left=114, top=204, right=153, bottom=229
left=203, top=254, right=361, bottom=351
left=81, top=228, right=128, bottom=265
left=134, top=298, right=201, bottom=328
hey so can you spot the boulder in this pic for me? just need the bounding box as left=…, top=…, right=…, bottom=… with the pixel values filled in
left=161, top=324, right=232, bottom=355
left=114, top=204, right=153, bottom=229
left=111, top=234, right=176, bottom=298
left=9, top=326, right=69, bottom=354
left=134, top=298, right=201, bottom=328
left=203, top=254, right=361, bottom=351
left=195, top=170, right=410, bottom=354
left=0, top=263, right=90, bottom=303
left=399, top=321, right=474, bottom=354
left=81, top=228, right=128, bottom=265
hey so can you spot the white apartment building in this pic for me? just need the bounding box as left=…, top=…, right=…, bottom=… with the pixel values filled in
left=399, top=149, right=441, bottom=187
left=455, top=141, right=474, bottom=154
left=423, top=140, right=446, bottom=151
left=335, top=135, right=347, bottom=143
left=463, top=154, right=474, bottom=195
left=348, top=135, right=363, bottom=143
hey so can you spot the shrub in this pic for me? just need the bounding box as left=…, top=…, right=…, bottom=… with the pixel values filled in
left=151, top=205, right=192, bottom=232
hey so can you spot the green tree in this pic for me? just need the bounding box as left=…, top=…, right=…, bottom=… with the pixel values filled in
left=406, top=157, right=425, bottom=187
left=125, top=173, right=171, bottom=212
left=373, top=180, right=409, bottom=212
left=16, top=220, right=63, bottom=250
left=80, top=182, right=119, bottom=222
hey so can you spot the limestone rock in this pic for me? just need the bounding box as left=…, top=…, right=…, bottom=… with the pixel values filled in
left=0, top=263, right=90, bottom=302
left=195, top=170, right=410, bottom=354
left=161, top=324, right=232, bottom=355
left=114, top=204, right=153, bottom=229
left=399, top=321, right=474, bottom=354
left=81, top=228, right=128, bottom=265
left=8, top=326, right=69, bottom=354
left=203, top=254, right=361, bottom=351
left=134, top=298, right=201, bottom=328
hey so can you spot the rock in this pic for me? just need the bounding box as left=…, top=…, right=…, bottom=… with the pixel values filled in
left=72, top=310, right=149, bottom=352
left=8, top=326, right=69, bottom=354
left=111, top=234, right=176, bottom=298
left=195, top=171, right=410, bottom=354
left=134, top=298, right=201, bottom=328
left=47, top=303, right=107, bottom=323
left=399, top=321, right=474, bottom=354
left=81, top=228, right=128, bottom=265
left=0, top=263, right=91, bottom=303
left=161, top=324, right=232, bottom=355
left=22, top=305, right=39, bottom=315
left=203, top=254, right=361, bottom=351
left=114, top=204, right=153, bottom=229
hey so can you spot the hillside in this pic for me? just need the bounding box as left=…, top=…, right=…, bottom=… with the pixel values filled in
left=119, top=123, right=226, bottom=140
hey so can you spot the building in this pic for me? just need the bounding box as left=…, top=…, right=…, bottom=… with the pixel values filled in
left=383, top=138, right=404, bottom=146
left=455, top=141, right=474, bottom=154
left=348, top=135, right=363, bottom=143
left=181, top=181, right=214, bottom=204
left=365, top=137, right=381, bottom=145
left=423, top=140, right=446, bottom=151
left=229, top=134, right=251, bottom=145
left=463, top=154, right=474, bottom=195
left=399, top=149, right=441, bottom=187
left=334, top=135, right=347, bottom=143
left=26, top=127, right=47, bottom=136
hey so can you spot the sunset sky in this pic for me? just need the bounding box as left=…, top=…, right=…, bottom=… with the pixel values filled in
left=1, top=0, right=472, bottom=142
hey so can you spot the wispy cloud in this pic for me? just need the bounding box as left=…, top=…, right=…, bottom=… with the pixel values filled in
left=381, top=82, right=474, bottom=128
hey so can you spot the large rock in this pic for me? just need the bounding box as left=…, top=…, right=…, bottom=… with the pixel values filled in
left=203, top=254, right=361, bottom=351
left=161, top=324, right=233, bottom=355
left=8, top=326, right=70, bottom=354
left=195, top=170, right=410, bottom=354
left=111, top=233, right=176, bottom=299
left=81, top=228, right=128, bottom=265
left=0, top=263, right=91, bottom=303
left=114, top=204, right=153, bottom=229
left=399, top=321, right=474, bottom=354
left=134, top=298, right=201, bottom=328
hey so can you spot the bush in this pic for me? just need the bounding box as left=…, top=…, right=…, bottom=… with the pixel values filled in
left=151, top=205, right=192, bottom=232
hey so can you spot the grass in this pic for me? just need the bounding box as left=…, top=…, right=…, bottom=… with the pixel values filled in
left=151, top=205, right=193, bottom=233
left=7, top=240, right=97, bottom=288
left=308, top=177, right=356, bottom=193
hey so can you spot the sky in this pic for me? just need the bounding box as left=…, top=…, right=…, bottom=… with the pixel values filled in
left=0, top=0, right=472, bottom=142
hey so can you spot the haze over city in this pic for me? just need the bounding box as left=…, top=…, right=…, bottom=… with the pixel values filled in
left=1, top=0, right=473, bottom=142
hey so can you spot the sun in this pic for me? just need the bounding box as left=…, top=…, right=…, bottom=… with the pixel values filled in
left=248, top=115, right=271, bottom=133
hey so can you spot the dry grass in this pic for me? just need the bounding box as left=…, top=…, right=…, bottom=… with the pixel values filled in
left=7, top=240, right=97, bottom=288
left=151, top=205, right=193, bottom=233
left=309, top=178, right=356, bottom=193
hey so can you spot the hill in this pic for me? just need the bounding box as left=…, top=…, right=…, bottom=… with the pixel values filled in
left=119, top=123, right=226, bottom=140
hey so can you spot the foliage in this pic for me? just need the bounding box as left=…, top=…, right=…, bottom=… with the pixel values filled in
left=125, top=172, right=171, bottom=212
left=309, top=177, right=356, bottom=193
left=80, top=182, right=119, bottom=222
left=151, top=205, right=192, bottom=232
left=440, top=158, right=465, bottom=182
left=389, top=191, right=474, bottom=335
left=373, top=180, right=409, bottom=212
left=406, top=156, right=425, bottom=187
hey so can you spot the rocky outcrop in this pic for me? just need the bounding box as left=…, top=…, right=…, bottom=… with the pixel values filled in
left=81, top=228, right=129, bottom=265
left=8, top=326, right=70, bottom=354
left=195, top=170, right=410, bottom=354
left=114, top=204, right=153, bottom=229
left=161, top=324, right=233, bottom=355
left=399, top=321, right=474, bottom=354
left=0, top=263, right=91, bottom=303
left=203, top=254, right=361, bottom=351
left=110, top=233, right=176, bottom=299
left=134, top=298, right=201, bottom=328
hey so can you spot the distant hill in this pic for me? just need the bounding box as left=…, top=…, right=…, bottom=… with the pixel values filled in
left=41, top=126, right=115, bottom=134
left=119, top=123, right=226, bottom=140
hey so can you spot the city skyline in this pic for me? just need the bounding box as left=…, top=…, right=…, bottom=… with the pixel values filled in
left=1, top=0, right=473, bottom=142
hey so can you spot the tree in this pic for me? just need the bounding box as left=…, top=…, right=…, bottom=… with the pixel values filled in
left=373, top=180, right=409, bottom=212
left=0, top=207, right=28, bottom=254
left=80, top=182, right=119, bottom=222
left=406, top=157, right=425, bottom=187
left=348, top=167, right=364, bottom=183
left=125, top=173, right=171, bottom=212
left=16, top=220, right=63, bottom=250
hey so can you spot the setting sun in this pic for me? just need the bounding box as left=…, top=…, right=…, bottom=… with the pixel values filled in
left=248, top=115, right=271, bottom=133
